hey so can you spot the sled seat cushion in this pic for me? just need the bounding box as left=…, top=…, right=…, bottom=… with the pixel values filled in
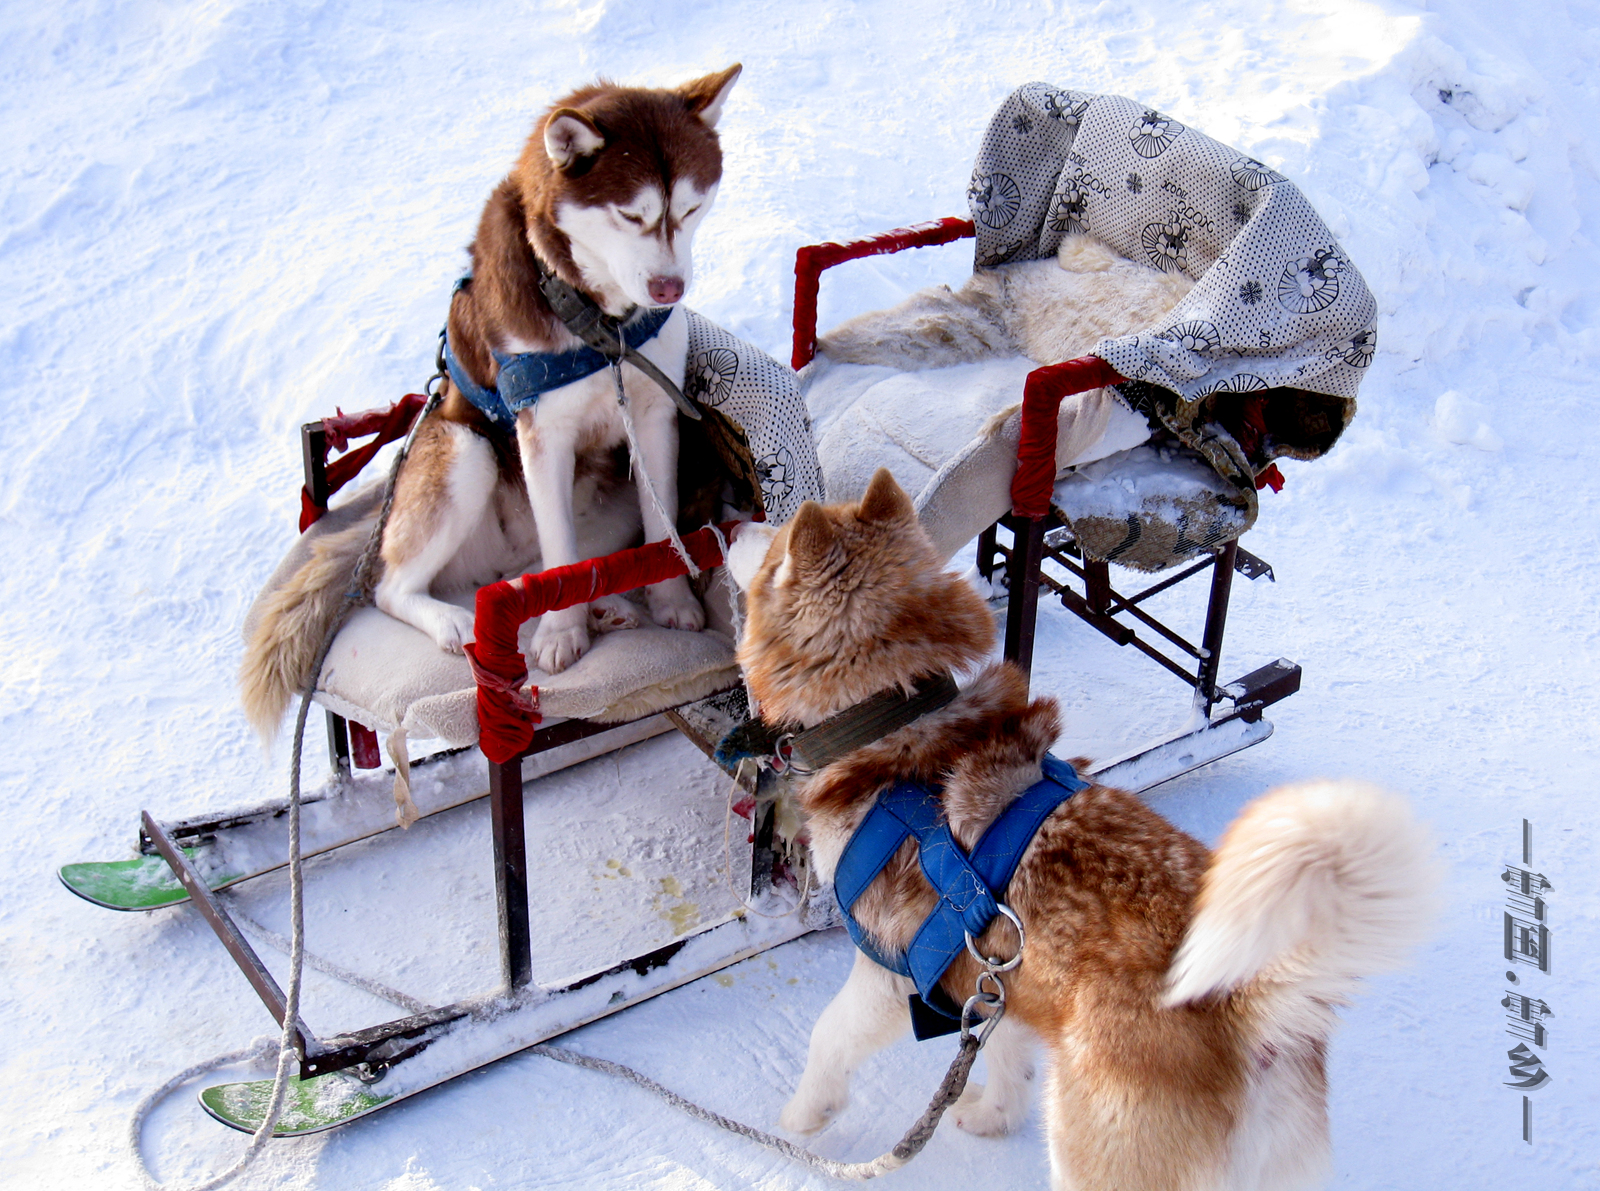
left=239, top=488, right=743, bottom=749
left=314, top=594, right=741, bottom=749
left=803, top=354, right=1243, bottom=570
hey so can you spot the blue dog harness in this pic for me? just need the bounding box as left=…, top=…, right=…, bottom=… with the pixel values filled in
left=834, top=753, right=1086, bottom=1038
left=444, top=306, right=673, bottom=432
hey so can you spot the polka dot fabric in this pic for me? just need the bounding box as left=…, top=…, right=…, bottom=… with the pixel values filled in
left=970, top=85, right=1378, bottom=405
left=683, top=311, right=823, bottom=523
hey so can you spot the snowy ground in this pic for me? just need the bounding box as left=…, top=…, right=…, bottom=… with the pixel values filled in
left=4, top=0, right=1599, bottom=1187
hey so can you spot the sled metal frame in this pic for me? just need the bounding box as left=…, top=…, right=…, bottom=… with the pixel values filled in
left=976, top=514, right=1298, bottom=720
left=793, top=219, right=1302, bottom=728
left=144, top=681, right=791, bottom=1084
left=134, top=417, right=805, bottom=1088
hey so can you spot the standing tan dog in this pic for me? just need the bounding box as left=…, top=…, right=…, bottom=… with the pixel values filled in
left=242, top=66, right=742, bottom=738
left=724, top=469, right=1438, bottom=1191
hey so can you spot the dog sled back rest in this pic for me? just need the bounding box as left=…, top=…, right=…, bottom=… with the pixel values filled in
left=796, top=84, right=1375, bottom=567
left=970, top=84, right=1372, bottom=549
left=793, top=83, right=1371, bottom=715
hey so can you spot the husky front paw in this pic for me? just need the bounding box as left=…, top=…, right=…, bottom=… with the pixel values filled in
left=531, top=607, right=591, bottom=674
left=646, top=576, right=705, bottom=632
left=423, top=604, right=477, bottom=654
left=952, top=1081, right=1028, bottom=1137
left=588, top=593, right=642, bottom=633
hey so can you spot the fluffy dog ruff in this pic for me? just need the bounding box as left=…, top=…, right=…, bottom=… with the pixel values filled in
left=1164, top=780, right=1441, bottom=1009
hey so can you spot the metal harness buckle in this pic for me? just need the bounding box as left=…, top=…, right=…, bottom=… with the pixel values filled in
left=959, top=902, right=1025, bottom=1048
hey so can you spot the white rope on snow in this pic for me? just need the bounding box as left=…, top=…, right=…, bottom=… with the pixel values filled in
left=129, top=391, right=440, bottom=1191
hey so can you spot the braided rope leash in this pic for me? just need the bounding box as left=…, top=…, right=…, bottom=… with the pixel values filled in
left=609, top=342, right=699, bottom=579
left=529, top=1032, right=982, bottom=1181
left=129, top=389, right=441, bottom=1191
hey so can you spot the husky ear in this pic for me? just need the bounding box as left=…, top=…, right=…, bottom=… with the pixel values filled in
left=786, top=501, right=837, bottom=574
left=857, top=468, right=913, bottom=525
left=680, top=64, right=742, bottom=128
left=544, top=108, right=606, bottom=169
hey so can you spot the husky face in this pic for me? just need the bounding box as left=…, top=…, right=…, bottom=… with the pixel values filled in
left=524, top=65, right=742, bottom=316
left=554, top=176, right=720, bottom=311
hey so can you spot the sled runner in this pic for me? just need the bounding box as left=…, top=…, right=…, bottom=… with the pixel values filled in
left=63, top=83, right=1372, bottom=1138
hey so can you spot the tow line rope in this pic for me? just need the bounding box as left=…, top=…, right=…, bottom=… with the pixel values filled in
left=129, top=373, right=1003, bottom=1185
left=129, top=381, right=443, bottom=1191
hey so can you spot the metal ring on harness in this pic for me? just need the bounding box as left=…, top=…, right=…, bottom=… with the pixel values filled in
left=964, top=901, right=1025, bottom=973
left=772, top=732, right=817, bottom=777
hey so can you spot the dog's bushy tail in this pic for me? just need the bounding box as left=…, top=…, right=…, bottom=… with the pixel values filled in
left=239, top=517, right=375, bottom=741
left=1163, top=780, right=1440, bottom=1009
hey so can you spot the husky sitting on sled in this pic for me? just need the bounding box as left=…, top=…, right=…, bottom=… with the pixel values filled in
left=241, top=65, right=742, bottom=738
left=725, top=469, right=1438, bottom=1191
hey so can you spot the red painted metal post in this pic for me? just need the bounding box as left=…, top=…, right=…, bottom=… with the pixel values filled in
left=791, top=218, right=975, bottom=370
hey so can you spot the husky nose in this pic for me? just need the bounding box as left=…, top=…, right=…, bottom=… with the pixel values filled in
left=647, top=275, right=685, bottom=305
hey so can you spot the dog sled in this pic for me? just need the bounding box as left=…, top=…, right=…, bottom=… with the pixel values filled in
left=62, top=83, right=1372, bottom=1140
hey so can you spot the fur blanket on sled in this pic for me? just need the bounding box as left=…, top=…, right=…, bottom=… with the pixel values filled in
left=806, top=83, right=1374, bottom=569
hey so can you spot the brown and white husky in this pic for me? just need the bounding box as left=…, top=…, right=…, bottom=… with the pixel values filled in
left=724, top=469, right=1438, bottom=1191
left=241, top=65, right=742, bottom=738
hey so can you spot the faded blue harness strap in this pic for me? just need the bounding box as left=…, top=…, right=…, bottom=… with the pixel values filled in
left=834, top=755, right=1086, bottom=1033
left=442, top=306, right=673, bottom=431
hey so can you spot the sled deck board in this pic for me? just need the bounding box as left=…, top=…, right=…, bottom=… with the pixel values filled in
left=58, top=715, right=675, bottom=911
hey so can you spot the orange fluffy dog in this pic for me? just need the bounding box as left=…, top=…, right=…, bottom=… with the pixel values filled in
left=724, top=469, right=1437, bottom=1191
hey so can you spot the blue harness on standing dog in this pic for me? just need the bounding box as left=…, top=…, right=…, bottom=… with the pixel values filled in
left=443, top=307, right=673, bottom=432
left=833, top=753, right=1086, bottom=1039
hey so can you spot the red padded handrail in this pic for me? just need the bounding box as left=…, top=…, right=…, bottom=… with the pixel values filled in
left=300, top=392, right=428, bottom=531
left=467, top=523, right=743, bottom=763
left=788, top=219, right=1129, bottom=519
left=791, top=217, right=975, bottom=370
left=1010, top=356, right=1127, bottom=518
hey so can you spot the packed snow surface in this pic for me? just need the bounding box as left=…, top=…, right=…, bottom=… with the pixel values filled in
left=3, top=1, right=1598, bottom=1188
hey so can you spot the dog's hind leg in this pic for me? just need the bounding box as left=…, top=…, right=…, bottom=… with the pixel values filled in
left=375, top=419, right=493, bottom=653
left=779, top=950, right=912, bottom=1135
left=952, top=1013, right=1038, bottom=1136
left=1042, top=1031, right=1234, bottom=1191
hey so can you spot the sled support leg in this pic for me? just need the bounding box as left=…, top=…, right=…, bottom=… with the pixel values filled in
left=1196, top=540, right=1237, bottom=716
left=489, top=754, right=533, bottom=990
left=1002, top=515, right=1047, bottom=680
left=325, top=711, right=352, bottom=778
left=142, top=811, right=311, bottom=1054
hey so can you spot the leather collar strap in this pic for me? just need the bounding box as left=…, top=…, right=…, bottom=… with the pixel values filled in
left=713, top=673, right=962, bottom=775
